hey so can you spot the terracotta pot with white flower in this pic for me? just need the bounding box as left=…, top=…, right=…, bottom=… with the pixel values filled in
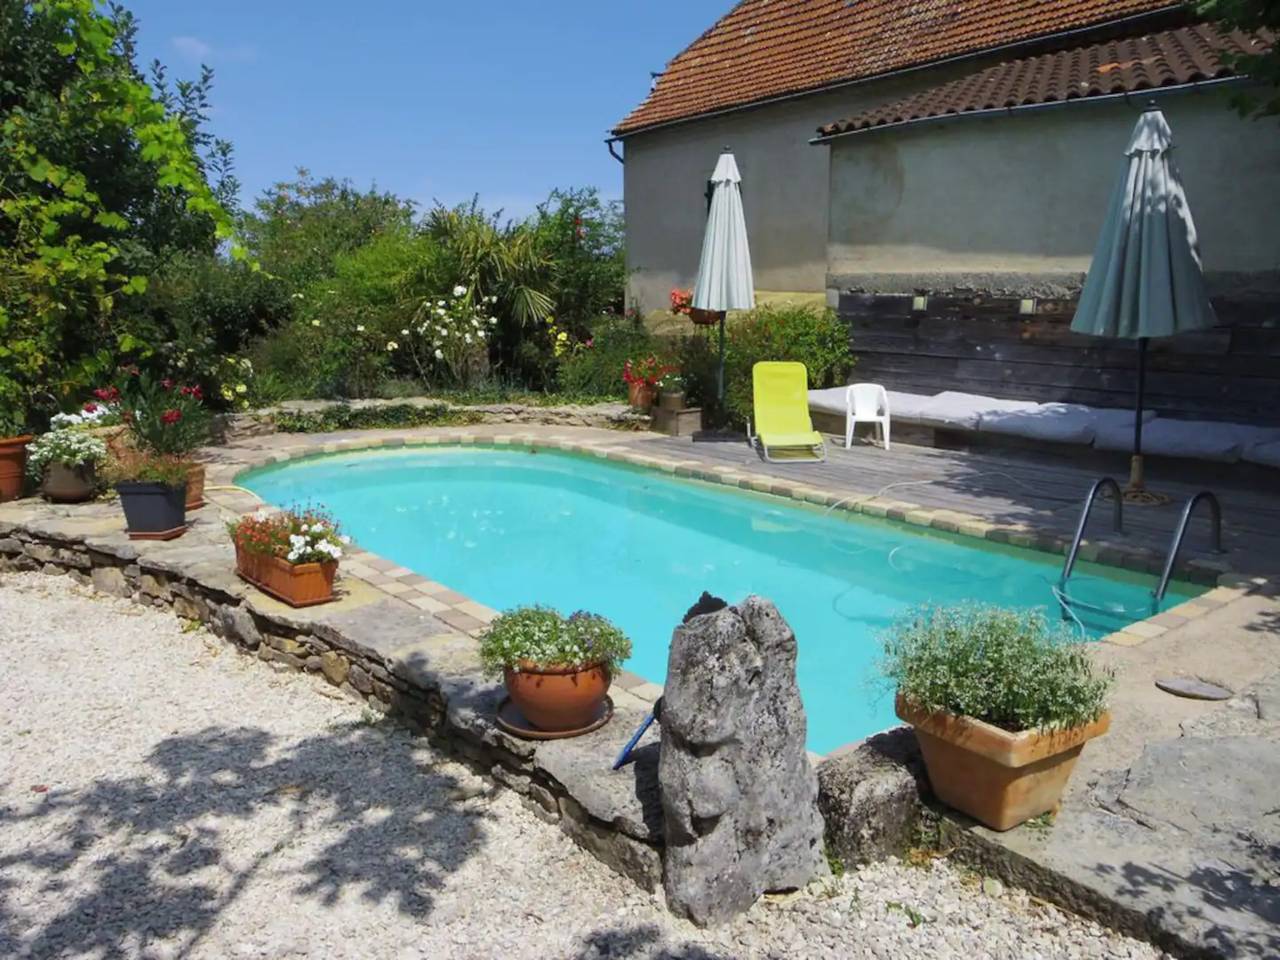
left=480, top=606, right=632, bottom=738
left=26, top=428, right=108, bottom=503
left=227, top=506, right=348, bottom=607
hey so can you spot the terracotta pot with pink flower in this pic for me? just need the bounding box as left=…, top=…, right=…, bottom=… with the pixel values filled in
left=622, top=356, right=670, bottom=411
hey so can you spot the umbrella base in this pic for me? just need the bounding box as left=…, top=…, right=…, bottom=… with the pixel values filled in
left=1121, top=455, right=1172, bottom=506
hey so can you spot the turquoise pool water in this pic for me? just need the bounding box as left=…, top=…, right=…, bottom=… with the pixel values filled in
left=242, top=447, right=1198, bottom=753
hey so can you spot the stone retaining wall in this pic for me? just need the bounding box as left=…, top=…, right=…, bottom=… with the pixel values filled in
left=222, top=397, right=649, bottom=442
left=0, top=521, right=666, bottom=890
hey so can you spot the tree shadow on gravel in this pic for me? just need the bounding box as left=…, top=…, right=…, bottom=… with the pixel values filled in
left=571, top=923, right=734, bottom=960
left=0, top=717, right=484, bottom=958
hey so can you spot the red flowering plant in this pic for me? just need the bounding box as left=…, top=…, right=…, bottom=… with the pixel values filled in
left=669, top=288, right=693, bottom=316
left=622, top=355, right=670, bottom=387
left=115, top=371, right=212, bottom=456
left=227, top=506, right=349, bottom=565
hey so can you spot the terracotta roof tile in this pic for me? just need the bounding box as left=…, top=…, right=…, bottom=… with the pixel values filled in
left=816, top=24, right=1271, bottom=136
left=614, top=0, right=1178, bottom=135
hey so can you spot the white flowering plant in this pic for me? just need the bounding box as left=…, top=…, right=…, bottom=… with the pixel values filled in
left=227, top=506, right=350, bottom=565
left=26, top=428, right=108, bottom=478
left=50, top=399, right=121, bottom=430
left=406, top=285, right=497, bottom=388
left=478, top=606, right=632, bottom=677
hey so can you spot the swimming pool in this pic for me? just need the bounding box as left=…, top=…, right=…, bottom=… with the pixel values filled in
left=242, top=446, right=1198, bottom=752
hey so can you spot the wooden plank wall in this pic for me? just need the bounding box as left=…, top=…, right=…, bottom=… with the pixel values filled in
left=838, top=292, right=1280, bottom=425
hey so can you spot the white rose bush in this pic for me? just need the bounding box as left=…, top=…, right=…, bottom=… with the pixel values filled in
left=407, top=285, right=498, bottom=388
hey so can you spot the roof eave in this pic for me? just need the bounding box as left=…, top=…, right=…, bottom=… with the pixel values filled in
left=807, top=75, right=1249, bottom=145
left=610, top=4, right=1187, bottom=140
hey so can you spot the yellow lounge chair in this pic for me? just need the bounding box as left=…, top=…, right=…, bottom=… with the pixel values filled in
left=750, top=361, right=826, bottom=462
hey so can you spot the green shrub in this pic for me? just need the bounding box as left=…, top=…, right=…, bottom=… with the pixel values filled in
left=271, top=403, right=484, bottom=433
left=880, top=605, right=1112, bottom=732
left=478, top=606, right=632, bottom=677
left=684, top=303, right=853, bottom=427
left=558, top=315, right=667, bottom=397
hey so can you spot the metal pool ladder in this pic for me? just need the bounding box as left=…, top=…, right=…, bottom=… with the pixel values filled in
left=1059, top=479, right=1225, bottom=604
left=1154, top=491, right=1224, bottom=602
left=1060, top=476, right=1123, bottom=587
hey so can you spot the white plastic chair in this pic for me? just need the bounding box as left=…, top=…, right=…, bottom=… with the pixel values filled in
left=845, top=383, right=891, bottom=450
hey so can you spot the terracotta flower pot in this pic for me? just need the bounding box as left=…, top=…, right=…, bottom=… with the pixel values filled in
left=235, top=544, right=337, bottom=608
left=504, top=661, right=611, bottom=732
left=88, top=425, right=131, bottom=461
left=42, top=462, right=98, bottom=503
left=627, top=381, right=658, bottom=411
left=184, top=462, right=206, bottom=511
left=0, top=435, right=32, bottom=503
left=896, top=694, right=1110, bottom=831
left=688, top=307, right=724, bottom=327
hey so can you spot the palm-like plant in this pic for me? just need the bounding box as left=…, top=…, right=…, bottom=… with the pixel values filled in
left=419, top=200, right=554, bottom=327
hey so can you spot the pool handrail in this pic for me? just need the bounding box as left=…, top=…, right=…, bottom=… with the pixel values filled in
left=1060, top=476, right=1124, bottom=586
left=1154, top=490, right=1223, bottom=603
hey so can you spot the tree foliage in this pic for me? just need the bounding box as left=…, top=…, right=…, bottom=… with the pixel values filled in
left=0, top=0, right=240, bottom=429
left=241, top=170, right=416, bottom=290
left=1198, top=0, right=1280, bottom=118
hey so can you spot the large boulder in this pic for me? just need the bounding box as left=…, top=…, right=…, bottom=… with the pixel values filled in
left=659, top=595, right=827, bottom=925
left=817, top=727, right=926, bottom=867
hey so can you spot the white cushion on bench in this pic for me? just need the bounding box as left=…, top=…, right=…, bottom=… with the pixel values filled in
left=885, top=391, right=952, bottom=424
left=979, top=402, right=1095, bottom=444
left=808, top=386, right=852, bottom=417
left=981, top=404, right=1159, bottom=445
left=809, top=388, right=940, bottom=424
left=1094, top=418, right=1278, bottom=463
left=914, top=391, right=1040, bottom=431
left=1245, top=439, right=1280, bottom=468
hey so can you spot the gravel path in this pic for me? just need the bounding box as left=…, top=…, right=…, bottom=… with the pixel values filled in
left=0, top=571, right=1168, bottom=960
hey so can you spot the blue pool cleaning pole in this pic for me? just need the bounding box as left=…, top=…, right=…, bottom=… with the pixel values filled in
left=612, top=697, right=662, bottom=770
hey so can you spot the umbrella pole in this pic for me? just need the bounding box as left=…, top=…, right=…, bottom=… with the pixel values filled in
left=716, top=312, right=726, bottom=413
left=1129, top=337, right=1148, bottom=491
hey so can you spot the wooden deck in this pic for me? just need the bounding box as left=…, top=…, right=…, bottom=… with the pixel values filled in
left=623, top=432, right=1280, bottom=580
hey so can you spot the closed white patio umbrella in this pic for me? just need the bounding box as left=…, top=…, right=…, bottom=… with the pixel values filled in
left=1070, top=103, right=1216, bottom=500
left=693, top=149, right=755, bottom=409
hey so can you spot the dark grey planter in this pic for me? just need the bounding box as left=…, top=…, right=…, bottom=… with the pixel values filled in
left=116, top=481, right=188, bottom=538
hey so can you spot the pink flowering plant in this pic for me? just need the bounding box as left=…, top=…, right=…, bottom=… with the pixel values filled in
left=116, top=371, right=212, bottom=456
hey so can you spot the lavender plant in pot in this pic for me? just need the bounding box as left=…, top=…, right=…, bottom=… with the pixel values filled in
left=26, top=428, right=108, bottom=502
left=480, top=606, right=632, bottom=735
left=883, top=604, right=1113, bottom=831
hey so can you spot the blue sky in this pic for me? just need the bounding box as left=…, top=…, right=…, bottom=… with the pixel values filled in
left=123, top=1, right=728, bottom=219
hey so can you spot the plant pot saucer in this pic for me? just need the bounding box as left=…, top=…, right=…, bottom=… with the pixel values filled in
left=495, top=695, right=614, bottom=740
left=127, top=524, right=188, bottom=541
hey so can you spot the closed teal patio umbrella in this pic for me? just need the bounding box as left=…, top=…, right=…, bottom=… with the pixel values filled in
left=693, top=149, right=755, bottom=411
left=1070, top=103, right=1216, bottom=499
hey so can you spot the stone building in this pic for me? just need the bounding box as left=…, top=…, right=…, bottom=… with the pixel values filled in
left=611, top=1, right=1279, bottom=421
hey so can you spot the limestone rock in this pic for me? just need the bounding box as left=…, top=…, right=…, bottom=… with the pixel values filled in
left=659, top=595, right=827, bottom=926
left=817, top=727, right=926, bottom=866
left=213, top=603, right=261, bottom=649
left=320, top=650, right=350, bottom=686
left=90, top=566, right=131, bottom=598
